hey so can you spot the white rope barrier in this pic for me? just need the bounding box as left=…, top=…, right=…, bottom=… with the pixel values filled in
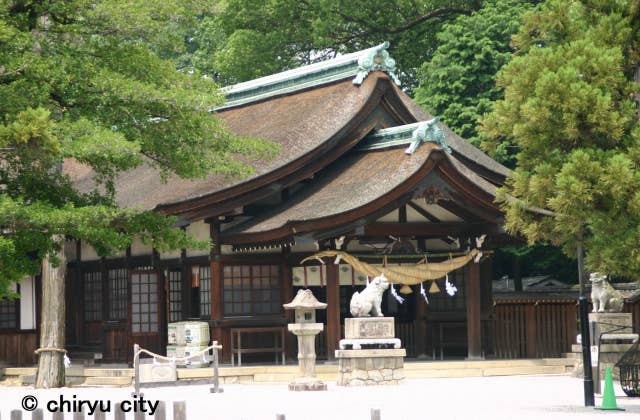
left=133, top=342, right=222, bottom=369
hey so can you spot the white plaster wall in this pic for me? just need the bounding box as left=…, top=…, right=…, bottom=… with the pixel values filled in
left=376, top=209, right=399, bottom=222
left=130, top=237, right=152, bottom=256
left=160, top=248, right=181, bottom=260
left=19, top=276, right=36, bottom=330
left=422, top=204, right=463, bottom=222
left=186, top=220, right=211, bottom=257
left=290, top=241, right=319, bottom=253
left=80, top=241, right=100, bottom=261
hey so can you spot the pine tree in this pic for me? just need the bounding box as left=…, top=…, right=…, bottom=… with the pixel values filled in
left=0, top=0, right=275, bottom=387
left=480, top=0, right=640, bottom=278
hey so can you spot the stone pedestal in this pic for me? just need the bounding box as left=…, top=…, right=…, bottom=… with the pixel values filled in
left=336, top=318, right=405, bottom=386
left=572, top=312, right=637, bottom=380
left=588, top=312, right=633, bottom=334
left=288, top=323, right=327, bottom=391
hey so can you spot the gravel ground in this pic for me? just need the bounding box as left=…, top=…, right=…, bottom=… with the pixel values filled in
left=1, top=374, right=640, bottom=420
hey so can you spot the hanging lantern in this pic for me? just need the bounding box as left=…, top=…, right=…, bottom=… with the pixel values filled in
left=429, top=280, right=440, bottom=293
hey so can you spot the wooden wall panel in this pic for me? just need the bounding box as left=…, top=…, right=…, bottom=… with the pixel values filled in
left=0, top=332, right=37, bottom=365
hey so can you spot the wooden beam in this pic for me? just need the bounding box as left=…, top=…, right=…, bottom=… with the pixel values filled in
left=208, top=222, right=225, bottom=360
left=363, top=222, right=496, bottom=237
left=438, top=196, right=501, bottom=224
left=326, top=264, right=341, bottom=361
left=281, top=246, right=296, bottom=360
left=398, top=205, right=407, bottom=223
left=466, top=261, right=482, bottom=359
left=406, top=201, right=441, bottom=222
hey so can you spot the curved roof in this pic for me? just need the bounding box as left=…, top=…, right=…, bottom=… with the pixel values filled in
left=65, top=43, right=510, bottom=227
left=222, top=138, right=502, bottom=244
left=66, top=73, right=408, bottom=215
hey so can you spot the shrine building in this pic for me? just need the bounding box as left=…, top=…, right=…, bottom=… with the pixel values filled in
left=1, top=43, right=529, bottom=365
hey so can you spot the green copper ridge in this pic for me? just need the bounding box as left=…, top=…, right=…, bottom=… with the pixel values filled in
left=215, top=43, right=401, bottom=111
left=356, top=118, right=450, bottom=154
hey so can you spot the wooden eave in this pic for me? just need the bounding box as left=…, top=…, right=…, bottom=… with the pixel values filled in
left=157, top=73, right=418, bottom=221
left=221, top=144, right=503, bottom=246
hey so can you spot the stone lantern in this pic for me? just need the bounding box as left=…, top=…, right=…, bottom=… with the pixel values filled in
left=283, top=289, right=327, bottom=391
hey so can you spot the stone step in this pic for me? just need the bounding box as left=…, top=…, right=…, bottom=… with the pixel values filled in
left=4, top=367, right=37, bottom=376
left=84, top=376, right=132, bottom=386
left=404, top=358, right=573, bottom=371
left=19, top=374, right=35, bottom=386
left=83, top=368, right=133, bottom=378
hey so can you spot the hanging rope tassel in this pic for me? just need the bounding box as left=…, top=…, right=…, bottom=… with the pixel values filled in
left=445, top=273, right=458, bottom=296
left=390, top=283, right=405, bottom=304
left=420, top=282, right=429, bottom=304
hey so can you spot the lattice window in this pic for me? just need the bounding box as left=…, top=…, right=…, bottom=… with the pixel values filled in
left=223, top=265, right=280, bottom=316
left=131, top=271, right=158, bottom=333
left=0, top=298, right=17, bottom=329
left=108, top=268, right=128, bottom=320
left=199, top=266, right=211, bottom=317
left=84, top=271, right=103, bottom=321
left=167, top=268, right=182, bottom=322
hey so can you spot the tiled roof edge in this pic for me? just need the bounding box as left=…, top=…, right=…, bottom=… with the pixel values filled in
left=213, top=42, right=400, bottom=111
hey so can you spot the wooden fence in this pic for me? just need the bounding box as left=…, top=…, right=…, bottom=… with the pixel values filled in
left=491, top=300, right=577, bottom=359
left=491, top=299, right=640, bottom=359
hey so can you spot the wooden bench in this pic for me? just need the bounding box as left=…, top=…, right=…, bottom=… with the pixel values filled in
left=230, top=326, right=286, bottom=366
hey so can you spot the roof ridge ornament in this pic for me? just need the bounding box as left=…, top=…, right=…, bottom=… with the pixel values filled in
left=406, top=117, right=450, bottom=154
left=353, top=42, right=401, bottom=86
left=355, top=118, right=452, bottom=153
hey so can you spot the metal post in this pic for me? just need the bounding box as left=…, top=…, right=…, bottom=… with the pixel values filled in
left=133, top=343, right=141, bottom=397
left=592, top=321, right=601, bottom=394
left=370, top=408, right=381, bottom=420
left=210, top=343, right=223, bottom=393
left=577, top=239, right=594, bottom=406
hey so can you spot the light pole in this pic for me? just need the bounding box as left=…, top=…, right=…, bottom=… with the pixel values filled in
left=577, top=237, right=595, bottom=406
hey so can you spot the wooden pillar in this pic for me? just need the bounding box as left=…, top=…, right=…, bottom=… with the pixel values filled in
left=326, top=263, right=341, bottom=360
left=414, top=290, right=428, bottom=358
left=209, top=222, right=226, bottom=360
left=525, top=303, right=537, bottom=358
left=281, top=246, right=295, bottom=359
left=465, top=260, right=482, bottom=359
left=75, top=241, right=84, bottom=346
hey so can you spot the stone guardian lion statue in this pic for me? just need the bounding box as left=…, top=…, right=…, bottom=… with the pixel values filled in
left=590, top=272, right=624, bottom=313
left=350, top=274, right=389, bottom=317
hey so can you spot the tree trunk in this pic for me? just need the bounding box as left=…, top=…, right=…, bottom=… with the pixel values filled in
left=35, top=235, right=66, bottom=388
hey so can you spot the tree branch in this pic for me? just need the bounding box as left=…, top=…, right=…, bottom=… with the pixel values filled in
left=332, top=6, right=474, bottom=35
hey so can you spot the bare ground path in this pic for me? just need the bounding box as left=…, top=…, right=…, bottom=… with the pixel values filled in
left=1, top=374, right=639, bottom=419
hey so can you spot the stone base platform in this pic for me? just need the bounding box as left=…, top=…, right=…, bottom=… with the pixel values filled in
left=335, top=348, right=406, bottom=386
left=339, top=338, right=401, bottom=350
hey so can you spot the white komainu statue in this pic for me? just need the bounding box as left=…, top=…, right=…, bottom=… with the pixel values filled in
left=350, top=274, right=389, bottom=317
left=590, top=272, right=624, bottom=313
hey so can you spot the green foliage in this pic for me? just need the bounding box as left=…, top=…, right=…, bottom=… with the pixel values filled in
left=493, top=243, right=577, bottom=282
left=0, top=0, right=276, bottom=296
left=414, top=0, right=533, bottom=165
left=480, top=0, right=640, bottom=279
left=205, top=0, right=481, bottom=90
